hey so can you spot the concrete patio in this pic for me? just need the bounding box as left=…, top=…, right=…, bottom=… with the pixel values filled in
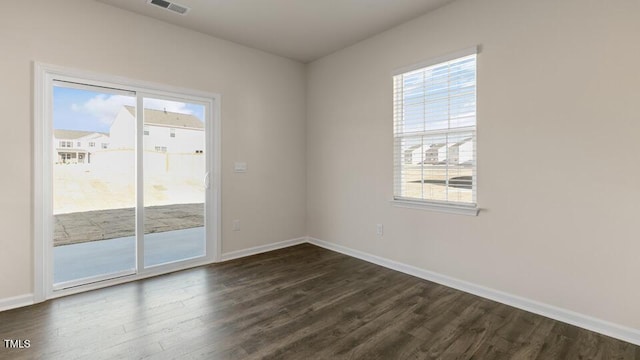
left=54, top=203, right=204, bottom=246
left=54, top=226, right=205, bottom=284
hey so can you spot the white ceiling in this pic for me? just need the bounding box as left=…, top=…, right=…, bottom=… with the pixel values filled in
left=96, top=0, right=455, bottom=63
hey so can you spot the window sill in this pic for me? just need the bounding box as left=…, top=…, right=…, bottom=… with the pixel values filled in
left=390, top=199, right=480, bottom=216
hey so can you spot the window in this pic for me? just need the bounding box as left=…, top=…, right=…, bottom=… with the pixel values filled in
left=170, top=128, right=176, bottom=138
left=59, top=141, right=72, bottom=148
left=392, top=48, right=478, bottom=214
left=155, top=146, right=167, bottom=153
left=77, top=141, right=81, bottom=147
left=89, top=142, right=95, bottom=147
left=144, top=126, right=149, bottom=136
left=101, top=143, right=108, bottom=149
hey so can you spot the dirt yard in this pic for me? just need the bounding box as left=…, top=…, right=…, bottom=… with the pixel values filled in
left=53, top=161, right=206, bottom=246
left=53, top=163, right=205, bottom=214
left=400, top=164, right=473, bottom=203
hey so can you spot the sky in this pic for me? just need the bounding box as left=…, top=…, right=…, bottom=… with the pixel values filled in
left=53, top=86, right=205, bottom=133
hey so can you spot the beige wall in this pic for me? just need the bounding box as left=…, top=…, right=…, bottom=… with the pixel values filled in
left=0, top=0, right=307, bottom=299
left=307, top=0, right=640, bottom=330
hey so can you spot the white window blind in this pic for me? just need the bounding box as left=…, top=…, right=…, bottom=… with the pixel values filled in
left=393, top=51, right=477, bottom=207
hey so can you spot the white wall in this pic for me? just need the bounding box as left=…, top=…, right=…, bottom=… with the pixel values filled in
left=307, top=0, right=640, bottom=331
left=0, top=0, right=306, bottom=300
left=109, top=108, right=134, bottom=150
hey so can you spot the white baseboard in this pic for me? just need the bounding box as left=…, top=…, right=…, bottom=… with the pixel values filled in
left=220, top=237, right=307, bottom=262
left=307, top=237, right=640, bottom=346
left=0, top=294, right=34, bottom=313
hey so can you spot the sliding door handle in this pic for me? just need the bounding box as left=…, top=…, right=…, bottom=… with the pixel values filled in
left=204, top=172, right=211, bottom=189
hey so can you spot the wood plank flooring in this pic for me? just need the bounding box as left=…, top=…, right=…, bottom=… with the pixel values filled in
left=0, top=244, right=638, bottom=359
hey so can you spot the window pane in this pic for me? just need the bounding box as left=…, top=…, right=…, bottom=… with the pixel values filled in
left=443, top=132, right=474, bottom=203
left=143, top=98, right=206, bottom=267
left=425, top=99, right=449, bottom=131
left=422, top=134, right=448, bottom=202
left=393, top=53, right=476, bottom=205
left=52, top=85, right=136, bottom=285
left=397, top=136, right=424, bottom=199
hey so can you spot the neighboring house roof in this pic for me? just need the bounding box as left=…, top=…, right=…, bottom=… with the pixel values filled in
left=448, top=137, right=473, bottom=148
left=53, top=129, right=108, bottom=140
left=405, top=144, right=422, bottom=153
left=124, top=106, right=204, bottom=129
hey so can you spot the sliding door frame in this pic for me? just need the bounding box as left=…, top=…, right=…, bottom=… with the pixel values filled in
left=33, top=62, right=221, bottom=302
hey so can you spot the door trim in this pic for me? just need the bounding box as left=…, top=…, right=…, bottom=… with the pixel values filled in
left=33, top=62, right=222, bottom=302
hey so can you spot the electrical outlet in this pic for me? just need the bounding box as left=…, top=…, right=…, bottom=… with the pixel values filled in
left=376, top=223, right=383, bottom=237
left=232, top=219, right=240, bottom=231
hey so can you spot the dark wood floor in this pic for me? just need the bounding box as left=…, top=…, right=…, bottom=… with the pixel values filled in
left=0, top=244, right=638, bottom=359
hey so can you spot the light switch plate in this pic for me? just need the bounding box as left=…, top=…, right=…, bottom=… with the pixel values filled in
left=234, top=162, right=247, bottom=173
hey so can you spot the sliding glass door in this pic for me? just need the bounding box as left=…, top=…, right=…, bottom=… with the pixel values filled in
left=142, top=96, right=207, bottom=267
left=46, top=75, right=217, bottom=292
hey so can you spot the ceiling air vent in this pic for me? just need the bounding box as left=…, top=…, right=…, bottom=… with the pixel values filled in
left=147, top=0, right=190, bottom=15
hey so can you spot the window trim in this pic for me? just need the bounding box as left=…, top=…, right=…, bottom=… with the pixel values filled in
left=392, top=47, right=479, bottom=216
left=390, top=198, right=479, bottom=216
left=391, top=46, right=478, bottom=76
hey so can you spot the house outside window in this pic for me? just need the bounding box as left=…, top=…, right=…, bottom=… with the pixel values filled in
left=392, top=48, right=478, bottom=214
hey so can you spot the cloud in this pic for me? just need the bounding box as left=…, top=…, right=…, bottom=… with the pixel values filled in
left=72, top=95, right=194, bottom=125
left=72, top=94, right=134, bottom=125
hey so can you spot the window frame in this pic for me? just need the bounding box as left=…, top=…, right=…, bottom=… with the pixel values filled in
left=33, top=62, right=222, bottom=303
left=391, top=47, right=479, bottom=216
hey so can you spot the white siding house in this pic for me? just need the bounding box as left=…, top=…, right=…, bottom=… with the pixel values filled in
left=110, top=106, right=204, bottom=153
left=440, top=137, right=473, bottom=165
left=404, top=137, right=473, bottom=166
left=53, top=130, right=109, bottom=164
